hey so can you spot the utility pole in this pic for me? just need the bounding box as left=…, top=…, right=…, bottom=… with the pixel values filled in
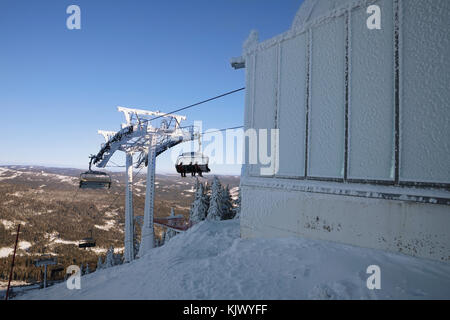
left=43, top=265, right=48, bottom=288
left=5, top=224, right=20, bottom=300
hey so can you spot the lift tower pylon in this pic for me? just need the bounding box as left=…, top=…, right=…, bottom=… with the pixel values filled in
left=92, top=107, right=198, bottom=261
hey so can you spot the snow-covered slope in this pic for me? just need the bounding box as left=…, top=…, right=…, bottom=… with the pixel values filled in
left=18, top=219, right=450, bottom=300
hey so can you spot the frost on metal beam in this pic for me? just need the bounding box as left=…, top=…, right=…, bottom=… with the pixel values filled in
left=93, top=106, right=197, bottom=169
left=98, top=130, right=117, bottom=142
left=117, top=106, right=187, bottom=128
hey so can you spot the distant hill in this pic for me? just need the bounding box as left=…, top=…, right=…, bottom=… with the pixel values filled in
left=0, top=165, right=239, bottom=285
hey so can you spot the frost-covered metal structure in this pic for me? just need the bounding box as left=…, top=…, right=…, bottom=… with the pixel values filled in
left=93, top=107, right=197, bottom=261
left=236, top=0, right=450, bottom=261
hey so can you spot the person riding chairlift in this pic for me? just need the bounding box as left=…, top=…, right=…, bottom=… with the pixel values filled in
left=195, top=162, right=202, bottom=177
left=178, top=162, right=186, bottom=177
left=189, top=162, right=195, bottom=177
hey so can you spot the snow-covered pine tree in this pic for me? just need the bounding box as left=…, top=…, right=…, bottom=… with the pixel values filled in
left=189, top=183, right=209, bottom=224
left=194, top=177, right=200, bottom=192
left=133, top=221, right=140, bottom=259
left=233, top=188, right=241, bottom=219
left=220, top=185, right=234, bottom=219
left=105, top=246, right=114, bottom=268
left=161, top=208, right=178, bottom=245
left=113, top=251, right=123, bottom=266
left=97, top=256, right=103, bottom=270
left=206, top=176, right=225, bottom=221
left=163, top=228, right=177, bottom=245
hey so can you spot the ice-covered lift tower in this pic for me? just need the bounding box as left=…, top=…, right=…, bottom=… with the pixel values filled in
left=93, top=106, right=197, bottom=261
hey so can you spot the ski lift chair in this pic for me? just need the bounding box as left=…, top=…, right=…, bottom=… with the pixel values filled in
left=79, top=156, right=111, bottom=189
left=175, top=152, right=210, bottom=177
left=79, top=238, right=96, bottom=248
left=79, top=230, right=96, bottom=249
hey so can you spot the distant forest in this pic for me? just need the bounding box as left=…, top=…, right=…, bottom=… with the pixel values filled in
left=0, top=166, right=239, bottom=284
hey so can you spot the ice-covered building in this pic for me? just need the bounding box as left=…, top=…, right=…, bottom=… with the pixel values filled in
left=234, top=0, right=450, bottom=261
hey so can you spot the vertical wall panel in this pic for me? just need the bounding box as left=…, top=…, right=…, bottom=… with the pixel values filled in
left=308, top=16, right=346, bottom=178
left=277, top=34, right=308, bottom=177
left=243, top=54, right=256, bottom=177
left=249, top=46, right=278, bottom=176
left=400, top=0, right=450, bottom=183
left=348, top=0, right=395, bottom=180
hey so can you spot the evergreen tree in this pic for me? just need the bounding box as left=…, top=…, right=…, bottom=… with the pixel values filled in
left=194, top=177, right=200, bottom=192
left=189, top=183, right=209, bottom=224
left=221, top=185, right=234, bottom=219
left=163, top=228, right=177, bottom=245
left=206, top=176, right=225, bottom=221
left=113, top=252, right=123, bottom=266
left=97, top=256, right=103, bottom=270
left=133, top=221, right=140, bottom=259
left=233, top=188, right=241, bottom=219
left=105, top=246, right=114, bottom=268
left=162, top=207, right=178, bottom=245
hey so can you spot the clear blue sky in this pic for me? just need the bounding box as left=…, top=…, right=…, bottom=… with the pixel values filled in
left=0, top=0, right=302, bottom=175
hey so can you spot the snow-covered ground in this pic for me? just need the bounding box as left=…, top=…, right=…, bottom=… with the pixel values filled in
left=0, top=247, right=14, bottom=258
left=0, top=241, right=32, bottom=258
left=18, top=219, right=450, bottom=300
left=0, top=280, right=30, bottom=291
left=94, top=219, right=117, bottom=231
left=1, top=219, right=15, bottom=229
left=18, top=241, right=32, bottom=251
left=0, top=167, right=78, bottom=185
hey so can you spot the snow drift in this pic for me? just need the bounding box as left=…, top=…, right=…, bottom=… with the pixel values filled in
left=18, top=219, right=450, bottom=300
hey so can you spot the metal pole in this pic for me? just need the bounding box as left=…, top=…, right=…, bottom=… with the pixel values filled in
left=5, top=224, right=21, bottom=300
left=124, top=152, right=134, bottom=262
left=43, top=265, right=47, bottom=288
left=138, top=134, right=157, bottom=257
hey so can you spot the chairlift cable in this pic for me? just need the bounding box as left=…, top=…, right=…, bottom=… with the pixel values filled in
left=141, top=87, right=245, bottom=123
left=106, top=160, right=126, bottom=168
left=200, top=126, right=244, bottom=135
left=100, top=165, right=145, bottom=213
left=77, top=89, right=245, bottom=218
left=68, top=163, right=143, bottom=241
